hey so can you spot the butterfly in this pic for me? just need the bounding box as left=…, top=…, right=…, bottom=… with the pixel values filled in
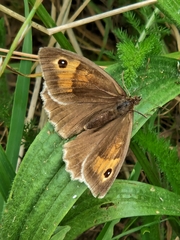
left=39, top=47, right=141, bottom=198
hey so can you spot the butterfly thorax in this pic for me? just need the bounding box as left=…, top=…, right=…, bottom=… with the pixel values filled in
left=84, top=96, right=141, bottom=130
left=117, top=96, right=141, bottom=115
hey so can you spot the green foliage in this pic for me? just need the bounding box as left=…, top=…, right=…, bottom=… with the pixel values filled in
left=103, top=50, right=119, bottom=61
left=0, top=145, right=15, bottom=201
left=22, top=120, right=40, bottom=150
left=0, top=19, right=12, bottom=128
left=0, top=18, right=5, bottom=47
left=0, top=76, right=13, bottom=128
left=1, top=53, right=180, bottom=239
left=1, top=0, right=180, bottom=239
left=123, top=11, right=142, bottom=34
left=1, top=121, right=180, bottom=239
left=133, top=126, right=180, bottom=194
left=157, top=0, right=180, bottom=27
left=114, top=26, right=163, bottom=88
left=5, top=25, right=32, bottom=171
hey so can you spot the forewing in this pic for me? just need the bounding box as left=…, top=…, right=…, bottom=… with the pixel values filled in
left=39, top=47, right=127, bottom=139
left=39, top=47, right=126, bottom=105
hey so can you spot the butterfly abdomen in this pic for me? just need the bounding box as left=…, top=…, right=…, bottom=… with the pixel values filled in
left=84, top=109, right=116, bottom=130
left=84, top=96, right=140, bottom=130
left=84, top=103, right=125, bottom=130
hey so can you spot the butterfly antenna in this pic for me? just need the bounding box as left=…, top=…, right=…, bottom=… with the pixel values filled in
left=134, top=110, right=147, bottom=118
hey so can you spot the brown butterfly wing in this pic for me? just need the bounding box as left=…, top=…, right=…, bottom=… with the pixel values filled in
left=39, top=47, right=126, bottom=139
left=63, top=112, right=133, bottom=198
left=39, top=47, right=125, bottom=103
left=42, top=86, right=124, bottom=139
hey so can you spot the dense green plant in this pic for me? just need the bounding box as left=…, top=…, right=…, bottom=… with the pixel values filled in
left=1, top=0, right=180, bottom=239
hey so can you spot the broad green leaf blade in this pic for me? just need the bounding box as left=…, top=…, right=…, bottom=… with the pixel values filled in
left=62, top=181, right=180, bottom=240
left=0, top=123, right=86, bottom=240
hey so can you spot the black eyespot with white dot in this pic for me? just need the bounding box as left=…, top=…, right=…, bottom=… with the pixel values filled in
left=58, top=59, right=68, bottom=68
left=104, top=168, right=112, bottom=178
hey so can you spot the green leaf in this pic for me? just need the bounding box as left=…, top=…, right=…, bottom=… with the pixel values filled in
left=156, top=0, right=180, bottom=27
left=113, top=216, right=166, bottom=239
left=0, top=0, right=33, bottom=220
left=5, top=2, right=32, bottom=170
left=0, top=123, right=86, bottom=240
left=96, top=218, right=120, bottom=240
left=51, top=226, right=71, bottom=240
left=28, top=0, right=74, bottom=51
left=62, top=181, right=180, bottom=240
left=133, top=128, right=180, bottom=194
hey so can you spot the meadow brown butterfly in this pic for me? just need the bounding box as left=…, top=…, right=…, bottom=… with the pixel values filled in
left=39, top=47, right=141, bottom=198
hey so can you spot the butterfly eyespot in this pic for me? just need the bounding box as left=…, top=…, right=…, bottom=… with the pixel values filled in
left=104, top=168, right=112, bottom=178
left=58, top=59, right=68, bottom=68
